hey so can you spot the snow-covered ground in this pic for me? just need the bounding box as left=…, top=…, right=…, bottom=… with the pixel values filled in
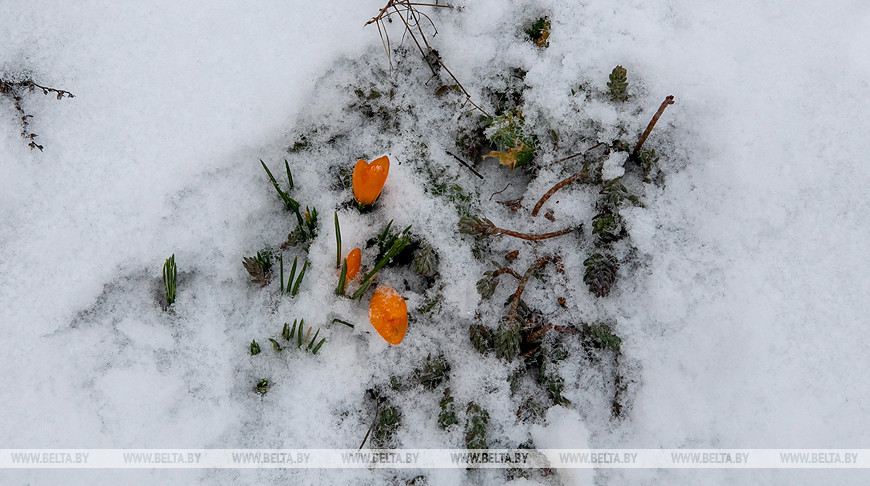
left=2, top=0, right=869, bottom=484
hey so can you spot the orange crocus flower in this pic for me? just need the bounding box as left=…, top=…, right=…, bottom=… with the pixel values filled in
left=353, top=155, right=390, bottom=205
left=344, top=247, right=361, bottom=285
left=368, top=285, right=408, bottom=345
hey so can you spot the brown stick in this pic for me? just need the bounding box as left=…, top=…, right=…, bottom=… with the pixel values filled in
left=493, top=226, right=574, bottom=241
left=531, top=171, right=589, bottom=217
left=446, top=150, right=484, bottom=179
left=546, top=141, right=607, bottom=167
left=507, top=256, right=553, bottom=321
left=526, top=323, right=553, bottom=343
left=633, top=95, right=675, bottom=156
left=494, top=267, right=522, bottom=280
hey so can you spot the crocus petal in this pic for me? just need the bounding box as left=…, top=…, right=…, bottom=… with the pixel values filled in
left=345, top=247, right=361, bottom=283
left=368, top=285, right=408, bottom=345
left=353, top=155, right=390, bottom=205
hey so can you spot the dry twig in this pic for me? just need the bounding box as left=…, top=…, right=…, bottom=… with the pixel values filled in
left=366, top=1, right=491, bottom=117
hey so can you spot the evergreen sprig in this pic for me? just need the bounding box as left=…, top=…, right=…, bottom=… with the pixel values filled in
left=261, top=159, right=300, bottom=215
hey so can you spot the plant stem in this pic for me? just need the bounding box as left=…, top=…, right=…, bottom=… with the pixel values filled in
left=507, top=256, right=553, bottom=323
left=633, top=95, right=675, bottom=156
left=493, top=227, right=574, bottom=241
left=531, top=172, right=590, bottom=217
left=445, top=150, right=484, bottom=179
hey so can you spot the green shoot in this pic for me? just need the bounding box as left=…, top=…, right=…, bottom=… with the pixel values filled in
left=279, top=319, right=326, bottom=354
left=336, top=259, right=348, bottom=296
left=163, top=254, right=177, bottom=307
left=286, top=256, right=298, bottom=293
left=250, top=340, right=261, bottom=355
left=334, top=212, right=342, bottom=269
left=352, top=223, right=412, bottom=300
left=284, top=159, right=294, bottom=191
left=260, top=159, right=300, bottom=216
left=291, top=259, right=309, bottom=296
left=256, top=379, right=269, bottom=395
left=278, top=253, right=284, bottom=292
left=607, top=65, right=629, bottom=102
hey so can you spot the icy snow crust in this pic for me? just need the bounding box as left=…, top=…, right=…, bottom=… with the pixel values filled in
left=2, top=0, right=870, bottom=484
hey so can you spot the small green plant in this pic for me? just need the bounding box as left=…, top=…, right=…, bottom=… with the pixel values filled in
left=373, top=406, right=401, bottom=448
left=494, top=320, right=522, bottom=362
left=414, top=354, right=450, bottom=390
left=285, top=207, right=319, bottom=250
left=250, top=340, right=261, bottom=355
left=261, top=159, right=299, bottom=213
left=278, top=256, right=308, bottom=296
left=469, top=325, right=495, bottom=354
left=592, top=211, right=625, bottom=244
left=589, top=323, right=622, bottom=352
left=607, top=65, right=629, bottom=101
left=583, top=253, right=618, bottom=297
left=351, top=221, right=412, bottom=300
left=242, top=251, right=273, bottom=287
left=284, top=319, right=326, bottom=354
left=525, top=17, right=551, bottom=47
left=438, top=389, right=458, bottom=429
left=162, top=254, right=177, bottom=307
left=413, top=244, right=438, bottom=276
left=483, top=111, right=537, bottom=170
left=255, top=379, right=269, bottom=395
left=465, top=402, right=489, bottom=449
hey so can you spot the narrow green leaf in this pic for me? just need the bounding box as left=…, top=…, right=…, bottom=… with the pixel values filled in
left=250, top=340, right=261, bottom=355
left=292, top=260, right=309, bottom=296
left=334, top=212, right=342, bottom=269
left=278, top=253, right=284, bottom=292
left=282, top=323, right=291, bottom=341
left=332, top=318, right=355, bottom=328
left=307, top=329, right=321, bottom=350
left=311, top=338, right=326, bottom=355
left=284, top=159, right=294, bottom=191
left=268, top=338, right=282, bottom=352
left=287, top=257, right=298, bottom=294
left=378, top=220, right=393, bottom=243
left=337, top=260, right=347, bottom=296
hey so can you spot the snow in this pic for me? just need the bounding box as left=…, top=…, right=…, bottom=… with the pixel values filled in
left=3, top=0, right=870, bottom=484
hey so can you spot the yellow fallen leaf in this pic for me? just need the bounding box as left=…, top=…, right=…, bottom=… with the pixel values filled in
left=482, top=141, right=525, bottom=170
